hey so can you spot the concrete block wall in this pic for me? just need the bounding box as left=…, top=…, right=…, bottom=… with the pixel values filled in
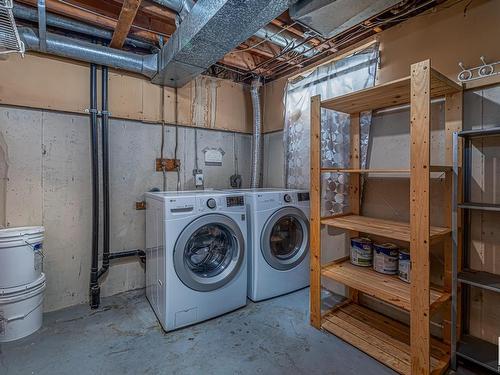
left=0, top=105, right=251, bottom=312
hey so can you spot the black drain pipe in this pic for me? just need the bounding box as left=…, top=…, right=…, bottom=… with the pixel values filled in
left=100, top=65, right=110, bottom=276
left=90, top=65, right=146, bottom=309
left=89, top=63, right=100, bottom=309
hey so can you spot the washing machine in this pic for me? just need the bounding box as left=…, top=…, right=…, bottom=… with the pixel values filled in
left=145, top=190, right=247, bottom=332
left=223, top=188, right=310, bottom=301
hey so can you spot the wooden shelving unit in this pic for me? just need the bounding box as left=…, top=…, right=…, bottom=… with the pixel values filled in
left=309, top=60, right=463, bottom=375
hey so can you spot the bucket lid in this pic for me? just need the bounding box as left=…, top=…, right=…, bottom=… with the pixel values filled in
left=0, top=273, right=46, bottom=296
left=0, top=226, right=44, bottom=238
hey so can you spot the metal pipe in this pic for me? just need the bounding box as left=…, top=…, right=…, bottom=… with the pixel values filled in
left=250, top=79, right=262, bottom=188
left=108, top=249, right=145, bottom=261
left=89, top=63, right=100, bottom=309
left=18, top=27, right=158, bottom=78
left=101, top=65, right=110, bottom=273
left=13, top=3, right=155, bottom=51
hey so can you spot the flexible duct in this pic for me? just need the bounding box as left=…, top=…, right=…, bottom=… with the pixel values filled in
left=13, top=3, right=154, bottom=51
left=18, top=27, right=158, bottom=78
left=250, top=79, right=263, bottom=188
left=254, top=25, right=319, bottom=58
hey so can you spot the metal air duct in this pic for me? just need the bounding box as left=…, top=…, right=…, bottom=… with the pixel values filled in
left=151, top=0, right=293, bottom=87
left=18, top=27, right=158, bottom=78
left=290, top=0, right=402, bottom=39
left=150, top=0, right=194, bottom=23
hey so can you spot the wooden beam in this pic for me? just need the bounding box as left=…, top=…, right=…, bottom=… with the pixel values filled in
left=110, top=0, right=143, bottom=49
left=310, top=95, right=322, bottom=329
left=410, top=59, right=431, bottom=375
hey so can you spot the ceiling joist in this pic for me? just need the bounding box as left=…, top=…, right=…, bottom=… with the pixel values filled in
left=110, top=0, right=142, bottom=48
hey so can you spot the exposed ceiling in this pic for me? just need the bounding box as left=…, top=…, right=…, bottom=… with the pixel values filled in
left=13, top=0, right=442, bottom=84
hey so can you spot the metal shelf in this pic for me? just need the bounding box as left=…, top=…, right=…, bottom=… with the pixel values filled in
left=458, top=202, right=500, bottom=212
left=458, top=270, right=500, bottom=293
left=452, top=128, right=500, bottom=372
left=457, top=335, right=500, bottom=374
left=458, top=127, right=500, bottom=138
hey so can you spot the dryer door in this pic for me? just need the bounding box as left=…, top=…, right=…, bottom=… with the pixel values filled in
left=174, top=214, right=245, bottom=292
left=261, top=207, right=309, bottom=271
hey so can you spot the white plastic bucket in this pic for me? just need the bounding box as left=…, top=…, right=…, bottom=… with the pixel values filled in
left=0, top=273, right=46, bottom=342
left=0, top=226, right=44, bottom=288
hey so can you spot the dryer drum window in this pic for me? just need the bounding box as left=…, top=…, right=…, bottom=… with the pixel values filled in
left=261, top=207, right=309, bottom=271
left=174, top=214, right=245, bottom=292
left=270, top=216, right=303, bottom=260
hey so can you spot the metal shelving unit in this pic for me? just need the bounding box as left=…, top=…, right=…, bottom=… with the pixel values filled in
left=451, top=127, right=500, bottom=374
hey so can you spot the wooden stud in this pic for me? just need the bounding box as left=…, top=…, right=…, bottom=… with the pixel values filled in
left=410, top=59, right=431, bottom=375
left=348, top=113, right=361, bottom=303
left=310, top=95, right=322, bottom=329
left=110, top=0, right=143, bottom=49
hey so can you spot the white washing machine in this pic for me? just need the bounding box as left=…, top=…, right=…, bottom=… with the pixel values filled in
left=145, top=190, right=247, bottom=332
left=224, top=188, right=310, bottom=301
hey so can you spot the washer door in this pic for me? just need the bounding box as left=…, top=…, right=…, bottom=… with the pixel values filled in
left=261, top=207, right=309, bottom=271
left=174, top=214, right=245, bottom=292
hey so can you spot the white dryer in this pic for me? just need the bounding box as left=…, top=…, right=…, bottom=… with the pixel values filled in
left=145, top=190, right=247, bottom=332
left=226, top=188, right=310, bottom=301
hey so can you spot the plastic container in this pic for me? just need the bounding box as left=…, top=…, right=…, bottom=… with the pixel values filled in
left=398, top=249, right=411, bottom=283
left=373, top=243, right=399, bottom=275
left=0, top=226, right=44, bottom=289
left=350, top=237, right=373, bottom=267
left=0, top=273, right=46, bottom=342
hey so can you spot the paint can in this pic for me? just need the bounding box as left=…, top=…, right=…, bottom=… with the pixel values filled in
left=398, top=249, right=411, bottom=283
left=373, top=243, right=399, bottom=275
left=350, top=237, right=373, bottom=267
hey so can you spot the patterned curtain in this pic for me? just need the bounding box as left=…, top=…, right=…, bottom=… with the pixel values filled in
left=284, top=44, right=379, bottom=216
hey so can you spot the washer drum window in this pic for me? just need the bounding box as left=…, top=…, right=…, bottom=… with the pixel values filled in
left=174, top=214, right=245, bottom=292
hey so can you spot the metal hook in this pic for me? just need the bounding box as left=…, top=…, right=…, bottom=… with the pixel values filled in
left=457, top=62, right=472, bottom=82
left=478, top=56, right=494, bottom=77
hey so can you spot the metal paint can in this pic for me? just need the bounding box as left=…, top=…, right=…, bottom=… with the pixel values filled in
left=350, top=237, right=373, bottom=267
left=373, top=243, right=399, bottom=275
left=398, top=249, right=411, bottom=283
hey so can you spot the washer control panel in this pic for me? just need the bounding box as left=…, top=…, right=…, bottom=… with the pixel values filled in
left=226, top=195, right=244, bottom=207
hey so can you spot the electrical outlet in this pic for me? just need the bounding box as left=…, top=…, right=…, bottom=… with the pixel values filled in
left=193, top=169, right=204, bottom=187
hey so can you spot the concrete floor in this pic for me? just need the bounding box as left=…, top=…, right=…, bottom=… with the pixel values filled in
left=1, top=288, right=397, bottom=375
left=0, top=288, right=484, bottom=375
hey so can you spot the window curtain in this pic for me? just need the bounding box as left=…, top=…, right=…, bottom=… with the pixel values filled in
left=283, top=43, right=379, bottom=215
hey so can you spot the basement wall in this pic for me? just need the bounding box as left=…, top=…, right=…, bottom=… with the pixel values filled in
left=0, top=105, right=252, bottom=312
left=0, top=54, right=253, bottom=134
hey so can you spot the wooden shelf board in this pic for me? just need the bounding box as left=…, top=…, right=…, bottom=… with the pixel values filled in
left=322, top=260, right=449, bottom=312
left=320, top=166, right=451, bottom=174
left=321, top=69, right=461, bottom=114
left=322, top=302, right=450, bottom=375
left=320, top=214, right=451, bottom=243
